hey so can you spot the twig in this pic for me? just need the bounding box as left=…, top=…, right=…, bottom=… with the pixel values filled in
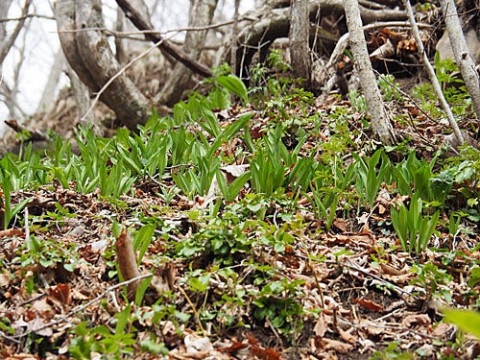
left=0, top=14, right=54, bottom=23
left=265, top=317, right=283, bottom=347
left=176, top=284, right=206, bottom=336
left=0, top=330, right=20, bottom=344
left=11, top=273, right=152, bottom=339
left=57, top=17, right=253, bottom=37
left=342, top=259, right=418, bottom=300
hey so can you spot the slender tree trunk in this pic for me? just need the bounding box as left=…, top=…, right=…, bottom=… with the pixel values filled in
left=155, top=0, right=218, bottom=106
left=36, top=49, right=65, bottom=113
left=65, top=64, right=95, bottom=129
left=440, top=0, right=480, bottom=121
left=402, top=0, right=465, bottom=145
left=231, top=0, right=241, bottom=72
left=0, top=1, right=13, bottom=55
left=0, top=0, right=31, bottom=67
left=290, top=0, right=311, bottom=87
left=343, top=0, right=397, bottom=145
left=115, top=7, right=128, bottom=65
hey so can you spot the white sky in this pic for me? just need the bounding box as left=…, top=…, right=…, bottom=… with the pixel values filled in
left=0, top=0, right=254, bottom=132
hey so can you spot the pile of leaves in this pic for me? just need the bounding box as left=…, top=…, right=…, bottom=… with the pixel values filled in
left=1, top=53, right=480, bottom=359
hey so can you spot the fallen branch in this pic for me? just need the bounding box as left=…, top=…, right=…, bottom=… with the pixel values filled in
left=4, top=119, right=49, bottom=142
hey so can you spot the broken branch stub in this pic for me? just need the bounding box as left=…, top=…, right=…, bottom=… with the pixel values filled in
left=115, top=229, right=141, bottom=301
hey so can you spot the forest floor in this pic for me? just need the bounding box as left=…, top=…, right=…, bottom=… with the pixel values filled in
left=1, top=58, right=480, bottom=360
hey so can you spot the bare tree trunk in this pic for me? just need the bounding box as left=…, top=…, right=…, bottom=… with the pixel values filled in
left=231, top=0, right=241, bottom=72
left=343, top=0, right=397, bottom=145
left=402, top=0, right=465, bottom=145
left=66, top=64, right=95, bottom=127
left=115, top=7, right=128, bottom=65
left=440, top=0, right=480, bottom=121
left=55, top=0, right=151, bottom=130
left=0, top=0, right=31, bottom=67
left=36, top=49, right=65, bottom=113
left=155, top=0, right=218, bottom=106
left=1, top=16, right=30, bottom=119
left=0, top=1, right=13, bottom=54
left=290, top=0, right=311, bottom=87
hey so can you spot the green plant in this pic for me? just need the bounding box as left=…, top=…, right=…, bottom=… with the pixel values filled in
left=378, top=74, right=403, bottom=103
left=0, top=171, right=31, bottom=229
left=443, top=308, right=480, bottom=339
left=69, top=306, right=136, bottom=359
left=354, top=149, right=389, bottom=210
left=410, top=263, right=453, bottom=302
left=390, top=194, right=439, bottom=254
left=252, top=278, right=305, bottom=335
left=216, top=168, right=251, bottom=202
left=369, top=342, right=412, bottom=360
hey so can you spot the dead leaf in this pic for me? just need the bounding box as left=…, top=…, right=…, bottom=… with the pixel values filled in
left=184, top=334, right=214, bottom=353
left=220, top=164, right=249, bottom=183
left=0, top=228, right=24, bottom=238
left=313, top=313, right=327, bottom=337
left=379, top=263, right=404, bottom=276
left=402, top=314, right=431, bottom=328
left=314, top=337, right=353, bottom=353
left=333, top=218, right=347, bottom=232
left=28, top=317, right=53, bottom=337
left=338, top=328, right=357, bottom=345
left=247, top=333, right=280, bottom=360
left=353, top=298, right=384, bottom=312
left=48, top=283, right=72, bottom=305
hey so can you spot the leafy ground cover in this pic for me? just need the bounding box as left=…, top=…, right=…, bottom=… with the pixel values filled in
left=1, top=54, right=480, bottom=359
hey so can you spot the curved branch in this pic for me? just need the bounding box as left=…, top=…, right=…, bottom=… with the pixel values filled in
left=0, top=0, right=32, bottom=66
left=115, top=0, right=213, bottom=78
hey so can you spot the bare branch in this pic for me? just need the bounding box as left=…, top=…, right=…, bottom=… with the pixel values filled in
left=115, top=0, right=213, bottom=78
left=0, top=14, right=55, bottom=23
left=0, top=0, right=32, bottom=66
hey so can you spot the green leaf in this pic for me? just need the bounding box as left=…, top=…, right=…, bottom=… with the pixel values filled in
left=468, top=268, right=480, bottom=288
left=216, top=75, right=249, bottom=102
left=443, top=309, right=480, bottom=339
left=133, top=224, right=156, bottom=264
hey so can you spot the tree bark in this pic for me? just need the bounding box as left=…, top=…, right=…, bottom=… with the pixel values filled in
left=343, top=0, right=397, bottom=145
left=155, top=0, right=218, bottom=106
left=402, top=0, right=464, bottom=145
left=55, top=0, right=151, bottom=130
left=114, top=7, right=127, bottom=65
left=440, top=0, right=480, bottom=121
left=290, top=0, right=311, bottom=86
left=36, top=49, right=65, bottom=113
